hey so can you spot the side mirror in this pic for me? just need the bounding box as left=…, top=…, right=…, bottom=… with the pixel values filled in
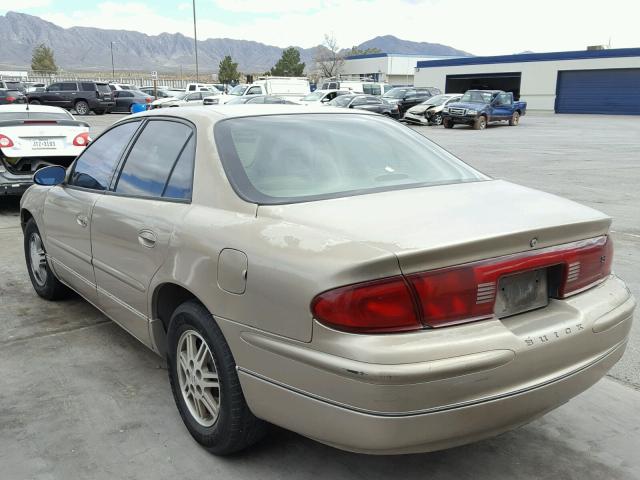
left=321, top=97, right=330, bottom=103
left=33, top=165, right=66, bottom=186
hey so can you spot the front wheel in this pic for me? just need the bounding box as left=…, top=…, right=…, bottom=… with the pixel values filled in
left=29, top=99, right=41, bottom=105
left=443, top=118, right=454, bottom=129
left=167, top=300, right=267, bottom=455
left=473, top=115, right=487, bottom=130
left=24, top=218, right=71, bottom=300
left=509, top=111, right=520, bottom=126
left=430, top=113, right=443, bottom=126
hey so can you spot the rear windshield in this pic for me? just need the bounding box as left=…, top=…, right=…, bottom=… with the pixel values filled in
left=0, top=111, right=73, bottom=121
left=215, top=114, right=487, bottom=204
left=96, top=84, right=112, bottom=94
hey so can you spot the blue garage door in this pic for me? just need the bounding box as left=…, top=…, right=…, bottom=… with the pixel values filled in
left=555, top=69, right=640, bottom=114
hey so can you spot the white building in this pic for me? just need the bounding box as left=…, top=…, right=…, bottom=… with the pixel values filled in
left=342, top=53, right=461, bottom=86
left=414, top=48, right=640, bottom=113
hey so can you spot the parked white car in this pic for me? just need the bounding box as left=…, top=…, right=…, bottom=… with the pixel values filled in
left=206, top=77, right=310, bottom=105
left=320, top=78, right=390, bottom=96
left=403, top=94, right=464, bottom=126
left=150, top=91, right=209, bottom=108
left=109, top=83, right=137, bottom=91
left=0, top=104, right=89, bottom=195
left=298, top=89, right=351, bottom=105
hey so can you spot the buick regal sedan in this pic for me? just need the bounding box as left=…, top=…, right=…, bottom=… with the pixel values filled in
left=20, top=106, right=635, bottom=455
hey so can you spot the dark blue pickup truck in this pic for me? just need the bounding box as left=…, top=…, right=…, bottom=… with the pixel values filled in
left=442, top=90, right=526, bottom=130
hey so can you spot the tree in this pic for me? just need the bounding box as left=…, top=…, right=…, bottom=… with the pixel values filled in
left=270, top=47, right=305, bottom=76
left=218, top=55, right=240, bottom=85
left=347, top=46, right=382, bottom=56
left=31, top=43, right=57, bottom=73
left=314, top=34, right=344, bottom=78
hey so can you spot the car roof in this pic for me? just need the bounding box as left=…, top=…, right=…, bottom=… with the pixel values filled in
left=0, top=104, right=70, bottom=114
left=130, top=104, right=377, bottom=124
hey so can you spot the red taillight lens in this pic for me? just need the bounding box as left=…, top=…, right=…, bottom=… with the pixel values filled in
left=311, top=236, right=613, bottom=333
left=560, top=235, right=613, bottom=296
left=145, top=97, right=152, bottom=103
left=0, top=134, right=14, bottom=148
left=73, top=132, right=91, bottom=146
left=6, top=96, right=15, bottom=103
left=311, top=276, right=421, bottom=333
left=409, top=236, right=612, bottom=327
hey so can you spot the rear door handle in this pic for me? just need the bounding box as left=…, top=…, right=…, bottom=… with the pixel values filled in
left=138, top=229, right=157, bottom=248
left=76, top=214, right=88, bottom=228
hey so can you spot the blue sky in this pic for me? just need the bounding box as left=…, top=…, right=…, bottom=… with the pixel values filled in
left=3, top=0, right=639, bottom=55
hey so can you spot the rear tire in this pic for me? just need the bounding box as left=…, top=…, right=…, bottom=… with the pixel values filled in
left=443, top=118, right=454, bottom=129
left=509, top=111, right=520, bottom=126
left=29, top=99, right=41, bottom=105
left=24, top=218, right=71, bottom=300
left=167, top=300, right=267, bottom=455
left=94, top=109, right=105, bottom=115
left=473, top=115, right=487, bottom=130
left=74, top=100, right=90, bottom=115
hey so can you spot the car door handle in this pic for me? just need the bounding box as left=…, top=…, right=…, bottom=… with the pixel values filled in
left=76, top=214, right=88, bottom=228
left=138, top=230, right=157, bottom=248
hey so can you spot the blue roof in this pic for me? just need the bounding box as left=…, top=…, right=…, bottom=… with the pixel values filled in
left=345, top=52, right=463, bottom=60
left=416, top=48, right=640, bottom=68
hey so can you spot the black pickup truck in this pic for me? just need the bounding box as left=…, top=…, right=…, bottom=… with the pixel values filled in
left=27, top=81, right=115, bottom=115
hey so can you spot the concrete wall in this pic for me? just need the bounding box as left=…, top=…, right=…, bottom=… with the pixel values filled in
left=414, top=56, right=640, bottom=110
left=342, top=54, right=459, bottom=85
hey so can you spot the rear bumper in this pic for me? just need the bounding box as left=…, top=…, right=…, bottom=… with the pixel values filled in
left=239, top=337, right=627, bottom=454
left=0, top=174, right=32, bottom=196
left=219, top=275, right=635, bottom=454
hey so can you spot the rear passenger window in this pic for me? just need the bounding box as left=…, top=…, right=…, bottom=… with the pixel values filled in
left=81, top=82, right=95, bottom=91
left=70, top=121, right=141, bottom=190
left=61, top=83, right=77, bottom=91
left=115, top=120, right=194, bottom=199
left=163, top=137, right=195, bottom=200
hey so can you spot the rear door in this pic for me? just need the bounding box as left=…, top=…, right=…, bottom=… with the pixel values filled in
left=90, top=118, right=196, bottom=344
left=492, top=92, right=514, bottom=120
left=43, top=120, right=142, bottom=302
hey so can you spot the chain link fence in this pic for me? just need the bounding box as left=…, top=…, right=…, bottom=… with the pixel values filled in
left=10, top=71, right=209, bottom=88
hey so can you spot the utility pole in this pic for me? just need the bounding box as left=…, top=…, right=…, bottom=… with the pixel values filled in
left=192, top=0, right=199, bottom=82
left=110, top=41, right=117, bottom=80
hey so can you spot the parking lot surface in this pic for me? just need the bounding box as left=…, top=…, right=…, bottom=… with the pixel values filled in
left=1, top=111, right=638, bottom=479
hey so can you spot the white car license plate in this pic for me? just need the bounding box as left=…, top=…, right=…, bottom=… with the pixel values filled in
left=31, top=138, right=58, bottom=150
left=494, top=269, right=548, bottom=318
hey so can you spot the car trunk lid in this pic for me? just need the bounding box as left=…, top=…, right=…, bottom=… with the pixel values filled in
left=258, top=179, right=611, bottom=274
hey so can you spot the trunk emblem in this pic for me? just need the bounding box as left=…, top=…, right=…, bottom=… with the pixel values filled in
left=530, top=238, right=538, bottom=248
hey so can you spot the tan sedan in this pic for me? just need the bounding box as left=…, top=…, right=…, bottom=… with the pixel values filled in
left=20, top=106, right=635, bottom=455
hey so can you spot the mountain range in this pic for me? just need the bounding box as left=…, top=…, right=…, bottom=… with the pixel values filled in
left=0, top=11, right=472, bottom=74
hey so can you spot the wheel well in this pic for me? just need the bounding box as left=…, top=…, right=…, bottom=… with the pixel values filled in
left=153, top=283, right=199, bottom=331
left=515, top=109, right=521, bottom=114
left=20, top=208, right=34, bottom=232
left=74, top=98, right=89, bottom=105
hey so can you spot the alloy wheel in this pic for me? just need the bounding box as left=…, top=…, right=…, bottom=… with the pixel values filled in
left=177, top=329, right=221, bottom=427
left=29, top=232, right=47, bottom=287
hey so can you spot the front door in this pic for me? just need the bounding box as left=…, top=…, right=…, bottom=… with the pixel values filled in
left=91, top=119, right=196, bottom=345
left=42, top=119, right=143, bottom=302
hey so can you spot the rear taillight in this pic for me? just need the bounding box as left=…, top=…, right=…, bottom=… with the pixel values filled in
left=73, top=132, right=91, bottom=146
left=0, top=134, right=14, bottom=148
left=311, top=276, right=422, bottom=333
left=6, top=96, right=15, bottom=103
left=311, top=236, right=613, bottom=333
left=145, top=97, right=152, bottom=103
